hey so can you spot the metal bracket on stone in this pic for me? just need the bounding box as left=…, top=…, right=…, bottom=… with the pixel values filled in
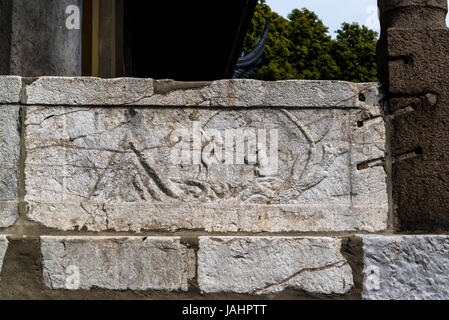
left=378, top=0, right=449, bottom=231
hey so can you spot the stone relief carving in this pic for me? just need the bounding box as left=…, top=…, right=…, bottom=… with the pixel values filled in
left=23, top=84, right=387, bottom=233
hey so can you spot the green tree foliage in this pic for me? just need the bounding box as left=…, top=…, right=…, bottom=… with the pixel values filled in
left=242, top=1, right=378, bottom=82
left=331, top=23, right=378, bottom=82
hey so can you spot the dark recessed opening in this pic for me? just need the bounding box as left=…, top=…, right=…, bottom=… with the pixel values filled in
left=414, top=147, right=423, bottom=155
left=359, top=93, right=366, bottom=102
left=82, top=0, right=257, bottom=80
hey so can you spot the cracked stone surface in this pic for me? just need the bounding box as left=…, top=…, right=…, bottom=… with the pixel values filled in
left=0, top=77, right=22, bottom=104
left=0, top=105, right=20, bottom=227
left=0, top=236, right=8, bottom=277
left=197, top=237, right=353, bottom=295
left=23, top=77, right=154, bottom=105
left=40, top=236, right=195, bottom=291
left=24, top=81, right=387, bottom=232
left=24, top=77, right=375, bottom=107
left=362, top=235, right=449, bottom=300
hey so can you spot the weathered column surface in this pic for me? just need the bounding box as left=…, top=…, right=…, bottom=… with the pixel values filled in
left=378, top=0, right=449, bottom=231
left=0, top=0, right=82, bottom=76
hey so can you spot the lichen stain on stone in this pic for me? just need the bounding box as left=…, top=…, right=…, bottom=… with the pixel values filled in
left=153, top=79, right=212, bottom=96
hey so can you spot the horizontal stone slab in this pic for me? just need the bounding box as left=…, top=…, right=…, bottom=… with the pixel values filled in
left=23, top=77, right=154, bottom=106
left=0, top=236, right=8, bottom=278
left=40, top=236, right=195, bottom=291
left=0, top=77, right=22, bottom=104
left=0, top=105, right=21, bottom=228
left=361, top=235, right=449, bottom=300
left=27, top=203, right=387, bottom=233
left=24, top=102, right=387, bottom=232
left=23, top=77, right=377, bottom=108
left=197, top=237, right=353, bottom=295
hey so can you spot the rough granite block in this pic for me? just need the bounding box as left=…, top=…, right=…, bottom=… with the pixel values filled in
left=361, top=235, right=449, bottom=300
left=24, top=81, right=387, bottom=232
left=197, top=237, right=353, bottom=295
left=40, top=236, right=195, bottom=291
left=25, top=77, right=372, bottom=107
left=0, top=77, right=21, bottom=104
left=0, top=105, right=20, bottom=227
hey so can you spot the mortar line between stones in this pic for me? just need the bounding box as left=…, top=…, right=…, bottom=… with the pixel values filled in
left=19, top=104, right=365, bottom=110
left=384, top=98, right=395, bottom=233
left=0, top=230, right=405, bottom=240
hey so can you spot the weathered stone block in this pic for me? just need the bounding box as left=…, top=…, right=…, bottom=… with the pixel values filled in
left=0, top=236, right=8, bottom=277
left=25, top=77, right=371, bottom=107
left=361, top=235, right=449, bottom=300
left=0, top=104, right=20, bottom=228
left=197, top=237, right=353, bottom=295
left=40, top=236, right=195, bottom=291
left=0, top=77, right=22, bottom=104
left=23, top=77, right=154, bottom=105
left=24, top=80, right=387, bottom=233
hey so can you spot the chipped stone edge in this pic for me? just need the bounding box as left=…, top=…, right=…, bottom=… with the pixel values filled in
left=15, top=76, right=381, bottom=108
left=0, top=76, right=22, bottom=104
left=0, top=202, right=19, bottom=229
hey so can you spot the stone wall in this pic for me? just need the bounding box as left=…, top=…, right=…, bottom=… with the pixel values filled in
left=0, top=0, right=448, bottom=301
left=0, top=76, right=393, bottom=299
left=0, top=76, right=446, bottom=300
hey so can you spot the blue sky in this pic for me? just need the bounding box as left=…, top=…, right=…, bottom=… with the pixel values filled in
left=266, top=0, right=449, bottom=36
left=267, top=0, right=379, bottom=36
